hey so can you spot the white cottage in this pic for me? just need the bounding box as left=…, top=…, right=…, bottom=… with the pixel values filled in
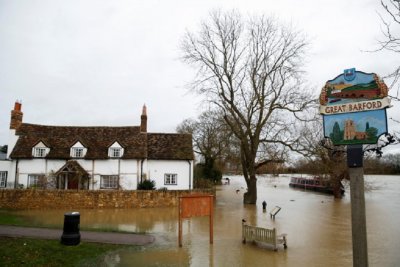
left=0, top=102, right=194, bottom=190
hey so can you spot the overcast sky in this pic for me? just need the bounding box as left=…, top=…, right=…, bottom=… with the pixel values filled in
left=1, top=0, right=399, bottom=152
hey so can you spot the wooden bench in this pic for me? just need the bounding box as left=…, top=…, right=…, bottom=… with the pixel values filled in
left=270, top=206, right=281, bottom=219
left=242, top=220, right=287, bottom=251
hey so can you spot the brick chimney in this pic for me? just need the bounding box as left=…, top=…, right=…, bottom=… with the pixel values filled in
left=140, top=104, right=147, bottom=132
left=10, top=101, right=23, bottom=130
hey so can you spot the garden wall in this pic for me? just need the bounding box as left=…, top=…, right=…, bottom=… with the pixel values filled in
left=0, top=189, right=215, bottom=210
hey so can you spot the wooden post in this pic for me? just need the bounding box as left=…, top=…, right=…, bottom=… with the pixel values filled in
left=178, top=195, right=213, bottom=247
left=178, top=197, right=182, bottom=247
left=209, top=196, right=213, bottom=244
left=347, top=145, right=368, bottom=267
left=349, top=167, right=368, bottom=267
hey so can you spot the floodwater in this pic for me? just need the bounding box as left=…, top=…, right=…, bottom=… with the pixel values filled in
left=13, top=175, right=400, bottom=267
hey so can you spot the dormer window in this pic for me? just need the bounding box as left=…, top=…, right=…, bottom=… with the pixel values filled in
left=32, top=142, right=49, bottom=158
left=108, top=142, right=124, bottom=158
left=110, top=148, right=122, bottom=157
left=70, top=141, right=87, bottom=158
left=72, top=148, right=84, bottom=158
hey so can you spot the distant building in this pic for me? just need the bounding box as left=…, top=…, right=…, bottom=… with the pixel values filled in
left=343, top=119, right=366, bottom=141
left=344, top=120, right=356, bottom=140
left=0, top=102, right=194, bottom=190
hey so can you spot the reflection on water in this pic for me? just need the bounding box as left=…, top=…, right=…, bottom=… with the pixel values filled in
left=14, top=175, right=400, bottom=266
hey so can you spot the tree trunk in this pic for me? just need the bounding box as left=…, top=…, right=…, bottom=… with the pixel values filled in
left=243, top=175, right=257, bottom=204
left=332, top=176, right=343, bottom=199
left=331, top=170, right=348, bottom=199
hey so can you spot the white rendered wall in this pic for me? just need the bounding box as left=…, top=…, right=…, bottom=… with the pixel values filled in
left=10, top=158, right=187, bottom=190
left=17, top=159, right=66, bottom=188
left=0, top=160, right=15, bottom=188
left=119, top=159, right=139, bottom=190
left=147, top=160, right=193, bottom=190
left=7, top=129, right=19, bottom=159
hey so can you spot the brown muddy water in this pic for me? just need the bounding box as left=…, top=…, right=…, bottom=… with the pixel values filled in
left=13, top=175, right=400, bottom=267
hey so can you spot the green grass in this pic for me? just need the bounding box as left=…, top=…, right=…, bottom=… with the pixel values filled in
left=0, top=237, right=129, bottom=267
left=0, top=210, right=27, bottom=226
left=0, top=209, right=149, bottom=236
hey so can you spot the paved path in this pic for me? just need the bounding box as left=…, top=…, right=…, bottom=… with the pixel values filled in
left=0, top=225, right=155, bottom=245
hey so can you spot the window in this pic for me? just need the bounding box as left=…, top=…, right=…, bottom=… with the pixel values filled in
left=108, top=142, right=124, bottom=158
left=33, top=148, right=46, bottom=157
left=110, top=148, right=122, bottom=158
left=32, top=142, right=49, bottom=158
left=70, top=141, right=87, bottom=158
left=28, top=174, right=41, bottom=188
left=164, top=173, right=177, bottom=185
left=71, top=147, right=84, bottom=158
left=0, top=171, right=7, bottom=188
left=100, top=175, right=119, bottom=189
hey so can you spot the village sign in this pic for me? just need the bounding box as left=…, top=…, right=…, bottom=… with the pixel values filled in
left=320, top=68, right=392, bottom=266
left=320, top=68, right=390, bottom=145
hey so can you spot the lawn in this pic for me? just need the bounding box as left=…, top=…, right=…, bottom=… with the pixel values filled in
left=0, top=209, right=137, bottom=266
left=0, top=209, right=27, bottom=226
left=0, top=209, right=135, bottom=233
left=0, top=237, right=128, bottom=267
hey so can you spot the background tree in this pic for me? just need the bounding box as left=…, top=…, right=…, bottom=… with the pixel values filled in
left=296, top=112, right=348, bottom=198
left=181, top=10, right=314, bottom=204
left=366, top=127, right=378, bottom=140
left=177, top=110, right=231, bottom=183
left=330, top=122, right=343, bottom=143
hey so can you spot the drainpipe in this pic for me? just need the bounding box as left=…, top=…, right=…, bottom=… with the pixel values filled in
left=118, top=159, right=121, bottom=190
left=187, top=160, right=192, bottom=190
left=140, top=159, right=145, bottom=183
left=14, top=159, right=19, bottom=189
left=92, top=160, right=95, bottom=190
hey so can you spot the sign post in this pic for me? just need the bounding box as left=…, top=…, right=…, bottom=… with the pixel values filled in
left=320, top=68, right=390, bottom=267
left=178, top=194, right=214, bottom=247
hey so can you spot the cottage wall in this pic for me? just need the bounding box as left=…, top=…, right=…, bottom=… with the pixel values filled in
left=3, top=158, right=193, bottom=190
left=7, top=129, right=19, bottom=159
left=0, top=160, right=15, bottom=188
left=119, top=159, right=140, bottom=189
left=148, top=160, right=193, bottom=190
left=17, top=159, right=65, bottom=187
left=89, top=159, right=139, bottom=190
left=14, top=159, right=141, bottom=190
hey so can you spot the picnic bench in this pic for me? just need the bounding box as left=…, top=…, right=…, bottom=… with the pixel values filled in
left=242, top=220, right=287, bottom=251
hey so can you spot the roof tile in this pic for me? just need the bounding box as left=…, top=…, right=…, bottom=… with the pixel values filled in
left=10, top=123, right=193, bottom=160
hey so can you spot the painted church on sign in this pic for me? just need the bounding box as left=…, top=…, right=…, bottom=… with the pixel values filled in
left=0, top=102, right=194, bottom=190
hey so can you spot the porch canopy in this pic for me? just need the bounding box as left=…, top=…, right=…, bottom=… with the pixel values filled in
left=55, top=160, right=90, bottom=190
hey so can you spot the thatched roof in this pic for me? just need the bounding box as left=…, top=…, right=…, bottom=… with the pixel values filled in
left=10, top=123, right=193, bottom=160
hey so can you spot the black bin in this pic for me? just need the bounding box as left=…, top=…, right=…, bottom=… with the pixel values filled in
left=61, top=212, right=81, bottom=246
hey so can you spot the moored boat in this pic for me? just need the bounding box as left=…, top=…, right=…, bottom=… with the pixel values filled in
left=289, top=176, right=344, bottom=195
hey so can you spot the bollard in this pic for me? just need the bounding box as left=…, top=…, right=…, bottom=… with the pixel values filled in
left=262, top=201, right=267, bottom=212
left=61, top=211, right=81, bottom=246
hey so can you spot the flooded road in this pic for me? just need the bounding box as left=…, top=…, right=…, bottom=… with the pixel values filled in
left=14, top=175, right=400, bottom=266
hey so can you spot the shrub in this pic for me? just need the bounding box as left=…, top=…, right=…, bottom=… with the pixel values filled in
left=193, top=177, right=214, bottom=189
left=194, top=163, right=222, bottom=183
left=137, top=180, right=156, bottom=190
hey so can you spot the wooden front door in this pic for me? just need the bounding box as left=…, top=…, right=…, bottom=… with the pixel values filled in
left=67, top=174, right=79, bottom=189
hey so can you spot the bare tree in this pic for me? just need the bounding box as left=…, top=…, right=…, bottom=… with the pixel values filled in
left=177, top=110, right=232, bottom=181
left=378, top=0, right=400, bottom=95
left=181, top=10, right=315, bottom=204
